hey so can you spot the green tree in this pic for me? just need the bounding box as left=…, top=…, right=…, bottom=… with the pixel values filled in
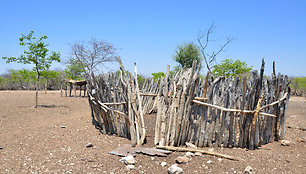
left=0, top=76, right=7, bottom=89
left=41, top=70, right=62, bottom=92
left=173, top=42, right=202, bottom=69
left=290, top=77, right=306, bottom=95
left=152, top=72, right=166, bottom=80
left=64, top=58, right=85, bottom=80
left=212, top=59, right=252, bottom=78
left=137, top=74, right=146, bottom=88
left=8, top=69, right=22, bottom=87
left=2, top=31, right=60, bottom=107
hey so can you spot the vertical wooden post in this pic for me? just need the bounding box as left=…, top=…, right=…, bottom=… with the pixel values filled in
left=203, top=72, right=210, bottom=98
left=65, top=81, right=67, bottom=97
left=134, top=62, right=146, bottom=145
left=60, top=80, right=63, bottom=97
left=74, top=83, right=77, bottom=98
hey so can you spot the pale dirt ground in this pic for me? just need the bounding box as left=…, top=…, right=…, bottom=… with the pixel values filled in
left=0, top=91, right=305, bottom=174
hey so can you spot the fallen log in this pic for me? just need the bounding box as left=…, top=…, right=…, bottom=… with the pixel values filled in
left=156, top=145, right=242, bottom=161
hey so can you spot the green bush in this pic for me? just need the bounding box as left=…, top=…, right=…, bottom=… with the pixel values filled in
left=212, top=59, right=252, bottom=78
left=290, top=77, right=306, bottom=96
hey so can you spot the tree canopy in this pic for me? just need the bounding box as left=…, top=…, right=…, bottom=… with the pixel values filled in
left=212, top=58, right=252, bottom=78
left=72, top=38, right=118, bottom=76
left=64, top=58, right=85, bottom=80
left=173, top=42, right=202, bottom=69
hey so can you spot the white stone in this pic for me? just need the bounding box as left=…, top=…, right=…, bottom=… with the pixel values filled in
left=244, top=166, right=253, bottom=173
left=86, top=143, right=93, bottom=148
left=218, top=158, right=222, bottom=162
left=168, top=164, right=183, bottom=174
left=161, top=161, right=167, bottom=167
left=119, top=155, right=135, bottom=165
left=281, top=140, right=291, bottom=146
left=207, top=160, right=212, bottom=164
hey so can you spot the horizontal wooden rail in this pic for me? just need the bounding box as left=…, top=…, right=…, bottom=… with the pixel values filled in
left=88, top=92, right=130, bottom=122
left=102, top=102, right=127, bottom=105
left=260, top=92, right=288, bottom=111
left=139, top=93, right=158, bottom=96
left=192, top=100, right=276, bottom=118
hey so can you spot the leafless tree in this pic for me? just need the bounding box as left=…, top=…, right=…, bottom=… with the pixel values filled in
left=197, top=22, right=234, bottom=73
left=72, top=37, right=118, bottom=76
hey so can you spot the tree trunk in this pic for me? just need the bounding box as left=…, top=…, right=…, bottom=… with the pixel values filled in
left=34, top=75, right=40, bottom=108
left=45, top=78, right=48, bottom=94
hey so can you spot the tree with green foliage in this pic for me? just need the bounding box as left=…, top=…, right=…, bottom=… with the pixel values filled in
left=64, top=58, right=85, bottom=80
left=212, top=59, right=252, bottom=78
left=2, top=31, right=60, bottom=107
left=41, top=70, right=62, bottom=92
left=290, top=77, right=306, bottom=95
left=137, top=74, right=146, bottom=88
left=173, top=42, right=202, bottom=69
left=0, top=76, right=6, bottom=89
left=152, top=72, right=166, bottom=80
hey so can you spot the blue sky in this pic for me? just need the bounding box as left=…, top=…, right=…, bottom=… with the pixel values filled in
left=0, top=0, right=305, bottom=77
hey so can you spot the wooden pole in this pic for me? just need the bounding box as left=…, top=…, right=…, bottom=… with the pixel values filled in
left=156, top=145, right=242, bottom=161
left=135, top=62, right=147, bottom=144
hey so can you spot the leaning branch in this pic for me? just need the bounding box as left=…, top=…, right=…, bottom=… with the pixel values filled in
left=156, top=145, right=242, bottom=161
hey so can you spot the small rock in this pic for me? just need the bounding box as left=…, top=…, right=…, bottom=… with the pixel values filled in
left=61, top=125, right=65, bottom=128
left=175, top=156, right=190, bottom=164
left=120, top=155, right=135, bottom=165
left=161, top=161, right=167, bottom=167
left=281, top=140, right=291, bottom=146
left=168, top=164, right=183, bottom=174
left=207, top=160, right=212, bottom=164
left=195, top=152, right=202, bottom=156
left=185, top=152, right=194, bottom=158
left=186, top=142, right=197, bottom=149
left=244, top=166, right=253, bottom=173
left=218, top=158, right=222, bottom=162
left=86, top=143, right=93, bottom=148
left=126, top=164, right=135, bottom=170
left=151, top=157, right=155, bottom=161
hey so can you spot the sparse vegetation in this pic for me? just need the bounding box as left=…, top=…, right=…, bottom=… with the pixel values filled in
left=290, top=77, right=306, bottom=96
left=212, top=58, right=253, bottom=77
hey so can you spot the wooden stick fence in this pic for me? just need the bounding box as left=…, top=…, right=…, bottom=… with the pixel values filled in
left=86, top=59, right=290, bottom=149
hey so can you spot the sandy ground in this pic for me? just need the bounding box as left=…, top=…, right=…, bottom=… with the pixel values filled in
left=0, top=90, right=305, bottom=174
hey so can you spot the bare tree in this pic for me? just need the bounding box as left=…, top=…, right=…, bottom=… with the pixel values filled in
left=72, top=37, right=118, bottom=76
left=197, top=22, right=233, bottom=73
